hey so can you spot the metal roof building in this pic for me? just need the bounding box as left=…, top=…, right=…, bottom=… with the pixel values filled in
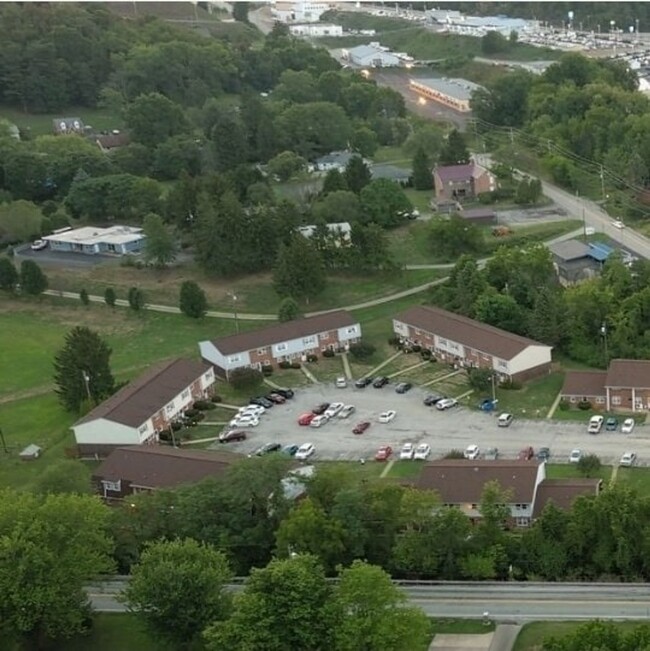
left=409, top=77, right=484, bottom=112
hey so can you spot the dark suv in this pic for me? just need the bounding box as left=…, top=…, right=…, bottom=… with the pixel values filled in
left=274, top=388, right=295, bottom=399
left=373, top=376, right=389, bottom=388
left=250, top=396, right=274, bottom=408
left=219, top=430, right=247, bottom=443
left=423, top=393, right=444, bottom=406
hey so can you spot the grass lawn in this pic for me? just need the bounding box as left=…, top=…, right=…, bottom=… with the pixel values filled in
left=386, top=460, right=426, bottom=480
left=373, top=145, right=409, bottom=164
left=404, top=188, right=434, bottom=213
left=552, top=408, right=647, bottom=425
left=489, top=372, right=564, bottom=420
left=616, top=466, right=650, bottom=496
left=545, top=463, right=612, bottom=483
left=306, top=356, right=346, bottom=384
left=431, top=619, right=496, bottom=635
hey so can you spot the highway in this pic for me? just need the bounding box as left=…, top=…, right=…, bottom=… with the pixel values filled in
left=86, top=580, right=650, bottom=621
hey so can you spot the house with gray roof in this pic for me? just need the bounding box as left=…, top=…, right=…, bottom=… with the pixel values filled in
left=370, top=163, right=411, bottom=186
left=344, top=44, right=400, bottom=68
left=73, top=358, right=216, bottom=457
left=548, top=239, right=612, bottom=285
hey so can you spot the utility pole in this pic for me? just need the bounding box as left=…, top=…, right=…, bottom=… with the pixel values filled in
left=228, top=292, right=240, bottom=334
left=600, top=165, right=606, bottom=203
left=601, top=322, right=609, bottom=365
left=509, top=128, right=514, bottom=146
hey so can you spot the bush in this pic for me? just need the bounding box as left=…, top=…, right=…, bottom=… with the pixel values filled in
left=348, top=341, right=376, bottom=361
left=558, top=399, right=570, bottom=412
left=477, top=191, right=497, bottom=205
left=499, top=379, right=521, bottom=390
left=229, top=367, right=263, bottom=391
left=306, top=353, right=318, bottom=363
left=577, top=453, right=602, bottom=478
left=193, top=400, right=216, bottom=411
left=411, top=344, right=421, bottom=353
left=444, top=449, right=465, bottom=459
left=279, top=361, right=292, bottom=369
left=468, top=368, right=493, bottom=393
left=290, top=361, right=301, bottom=369
left=322, top=349, right=335, bottom=358
left=577, top=400, right=592, bottom=411
left=184, top=408, right=200, bottom=419
left=262, top=365, right=274, bottom=376
left=387, top=335, right=401, bottom=346
left=420, top=349, right=432, bottom=360
left=210, top=394, right=222, bottom=403
left=170, top=422, right=183, bottom=432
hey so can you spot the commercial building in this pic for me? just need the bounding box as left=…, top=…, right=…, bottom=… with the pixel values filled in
left=343, top=44, right=401, bottom=68
left=272, top=1, right=331, bottom=24
left=43, top=225, right=146, bottom=255
left=289, top=22, right=342, bottom=37
left=409, top=77, right=483, bottom=113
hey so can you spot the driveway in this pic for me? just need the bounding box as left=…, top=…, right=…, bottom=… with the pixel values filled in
left=15, top=247, right=121, bottom=268
left=496, top=205, right=569, bottom=226
left=430, top=632, right=493, bottom=651
left=211, top=382, right=650, bottom=465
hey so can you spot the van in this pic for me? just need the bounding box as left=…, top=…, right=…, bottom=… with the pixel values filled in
left=587, top=415, right=604, bottom=434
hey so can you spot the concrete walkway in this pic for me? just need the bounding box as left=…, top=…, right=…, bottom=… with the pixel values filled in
left=380, top=459, right=395, bottom=478
left=300, top=364, right=319, bottom=384
left=364, top=351, right=403, bottom=378
left=546, top=390, right=564, bottom=419
left=341, top=352, right=353, bottom=380
left=387, top=359, right=430, bottom=379
left=422, top=369, right=463, bottom=387
left=263, top=378, right=283, bottom=390
left=487, top=624, right=521, bottom=651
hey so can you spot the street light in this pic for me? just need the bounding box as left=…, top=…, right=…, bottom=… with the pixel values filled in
left=228, top=292, right=240, bottom=334
left=81, top=370, right=91, bottom=401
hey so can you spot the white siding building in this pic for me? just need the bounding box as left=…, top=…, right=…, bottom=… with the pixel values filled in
left=289, top=23, right=343, bottom=37
left=343, top=44, right=401, bottom=68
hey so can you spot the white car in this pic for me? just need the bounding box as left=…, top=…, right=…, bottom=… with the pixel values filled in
left=622, top=418, right=635, bottom=434
left=238, top=405, right=265, bottom=417
left=620, top=451, right=637, bottom=467
left=310, top=414, right=329, bottom=428
left=31, top=239, right=47, bottom=251
left=379, top=410, right=396, bottom=423
left=295, top=443, right=315, bottom=461
left=399, top=443, right=414, bottom=460
left=413, top=443, right=431, bottom=460
left=587, top=415, right=604, bottom=434
left=325, top=402, right=344, bottom=418
left=612, top=219, right=625, bottom=229
left=337, top=404, right=356, bottom=419
left=229, top=415, right=259, bottom=428
left=464, top=444, right=480, bottom=460
left=436, top=398, right=458, bottom=410
left=335, top=376, right=348, bottom=388
left=569, top=449, right=583, bottom=464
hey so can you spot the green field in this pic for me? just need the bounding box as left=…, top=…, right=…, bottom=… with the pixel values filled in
left=489, top=372, right=564, bottom=420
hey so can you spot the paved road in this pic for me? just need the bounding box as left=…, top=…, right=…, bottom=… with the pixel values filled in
left=87, top=580, right=650, bottom=622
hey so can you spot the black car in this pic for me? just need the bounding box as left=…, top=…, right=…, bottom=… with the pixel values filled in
left=274, top=388, right=295, bottom=399
left=254, top=442, right=282, bottom=457
left=219, top=430, right=247, bottom=443
left=354, top=377, right=373, bottom=388
left=283, top=444, right=299, bottom=456
left=536, top=447, right=551, bottom=462
left=373, top=376, right=389, bottom=388
left=312, top=402, right=330, bottom=415
left=395, top=382, right=413, bottom=394
left=250, top=396, right=274, bottom=409
left=423, top=393, right=444, bottom=406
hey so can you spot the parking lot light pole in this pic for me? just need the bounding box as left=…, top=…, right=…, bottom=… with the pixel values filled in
left=228, top=292, right=240, bottom=334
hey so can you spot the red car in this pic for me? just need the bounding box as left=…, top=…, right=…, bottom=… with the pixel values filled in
left=352, top=421, right=371, bottom=435
left=518, top=446, right=535, bottom=461
left=298, top=412, right=316, bottom=426
left=375, top=445, right=393, bottom=461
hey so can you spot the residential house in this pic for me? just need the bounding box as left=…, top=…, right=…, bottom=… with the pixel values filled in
left=370, top=163, right=412, bottom=186
left=548, top=239, right=613, bottom=285
left=532, top=478, right=603, bottom=519
left=93, top=446, right=235, bottom=502
left=72, top=358, right=216, bottom=457
left=310, top=150, right=357, bottom=173
left=298, top=222, right=352, bottom=245
left=393, top=305, right=553, bottom=382
left=53, top=117, right=85, bottom=135
left=433, top=160, right=496, bottom=202
left=43, top=225, right=145, bottom=255
left=343, top=44, right=401, bottom=68
left=200, top=310, right=361, bottom=378
left=562, top=359, right=650, bottom=412
left=94, top=130, right=130, bottom=153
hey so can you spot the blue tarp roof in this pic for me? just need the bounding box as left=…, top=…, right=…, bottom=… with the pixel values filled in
left=588, top=242, right=614, bottom=262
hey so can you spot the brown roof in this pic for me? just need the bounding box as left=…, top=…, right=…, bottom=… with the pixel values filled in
left=208, top=310, right=358, bottom=355
left=76, top=358, right=211, bottom=428
left=95, top=132, right=130, bottom=150
left=415, top=459, right=542, bottom=504
left=394, top=305, right=548, bottom=361
left=435, top=163, right=476, bottom=183
left=93, top=446, right=235, bottom=489
left=606, top=359, right=650, bottom=389
left=532, top=478, right=601, bottom=519
left=561, top=370, right=607, bottom=397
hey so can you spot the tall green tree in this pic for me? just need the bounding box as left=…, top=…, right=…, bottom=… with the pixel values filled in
left=53, top=326, right=115, bottom=413
left=412, top=146, right=433, bottom=190
left=474, top=290, right=528, bottom=335
left=359, top=179, right=413, bottom=228
left=344, top=155, right=372, bottom=194
left=321, top=168, right=348, bottom=195
left=179, top=280, right=208, bottom=319
left=0, top=257, right=18, bottom=291
left=125, top=539, right=232, bottom=650
left=19, top=259, right=48, bottom=295
left=142, top=213, right=176, bottom=268
left=273, top=234, right=326, bottom=303
left=231, top=1, right=249, bottom=22
left=439, top=129, right=470, bottom=166
left=125, top=92, right=190, bottom=148
left=104, top=287, right=116, bottom=308
left=278, top=296, right=300, bottom=322
left=128, top=286, right=145, bottom=311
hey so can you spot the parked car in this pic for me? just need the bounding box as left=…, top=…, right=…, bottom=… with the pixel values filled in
left=569, top=449, right=583, bottom=464
left=219, top=430, right=247, bottom=443
left=399, top=443, right=414, bottom=460
left=587, top=415, right=604, bottom=434
left=612, top=219, right=625, bottom=229
left=436, top=398, right=458, bottom=410
left=229, top=414, right=259, bottom=428
left=464, top=444, right=480, bottom=460
left=298, top=412, right=316, bottom=426
left=355, top=377, right=373, bottom=388
left=31, top=239, right=47, bottom=251
left=283, top=444, right=299, bottom=456
left=324, top=402, right=344, bottom=418
left=497, top=413, right=514, bottom=428
left=620, top=451, right=637, bottom=467
left=238, top=405, right=265, bottom=417
left=295, top=443, right=316, bottom=461
left=484, top=447, right=499, bottom=460
left=338, top=404, right=356, bottom=419
left=251, top=442, right=282, bottom=457
left=423, top=393, right=444, bottom=406
left=266, top=393, right=286, bottom=404
left=537, top=447, right=551, bottom=462
left=250, top=396, right=274, bottom=409
left=310, top=414, right=329, bottom=428
left=335, top=376, right=348, bottom=388
left=353, top=421, right=371, bottom=435
left=375, top=445, right=393, bottom=461
left=274, top=388, right=295, bottom=399
left=378, top=410, right=396, bottom=423
left=373, top=376, right=389, bottom=388
left=312, top=402, right=330, bottom=415
left=622, top=418, right=636, bottom=434
left=413, top=443, right=431, bottom=460
left=395, top=382, right=413, bottom=394
left=518, top=446, right=535, bottom=461
left=605, top=417, right=619, bottom=431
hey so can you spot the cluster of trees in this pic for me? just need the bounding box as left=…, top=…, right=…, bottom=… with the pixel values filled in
left=0, top=256, right=48, bottom=295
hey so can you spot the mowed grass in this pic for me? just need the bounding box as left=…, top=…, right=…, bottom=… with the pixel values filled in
left=545, top=463, right=612, bottom=483
left=490, top=372, right=564, bottom=420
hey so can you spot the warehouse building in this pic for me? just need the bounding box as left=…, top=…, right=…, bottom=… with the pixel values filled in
left=409, top=77, right=483, bottom=113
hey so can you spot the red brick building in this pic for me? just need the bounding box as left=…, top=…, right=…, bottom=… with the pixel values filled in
left=433, top=161, right=496, bottom=202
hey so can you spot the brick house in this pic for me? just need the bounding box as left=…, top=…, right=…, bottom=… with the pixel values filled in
left=93, top=446, right=235, bottom=503
left=561, top=359, right=650, bottom=412
left=433, top=160, right=496, bottom=202
left=72, top=358, right=215, bottom=458
left=199, top=311, right=361, bottom=378
left=393, top=305, right=553, bottom=382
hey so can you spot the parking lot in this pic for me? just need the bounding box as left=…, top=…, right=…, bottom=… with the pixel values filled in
left=211, top=381, right=650, bottom=466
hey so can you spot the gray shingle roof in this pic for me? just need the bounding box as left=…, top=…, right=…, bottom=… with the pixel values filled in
left=548, top=239, right=591, bottom=261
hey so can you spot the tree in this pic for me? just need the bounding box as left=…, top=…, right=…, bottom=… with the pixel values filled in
left=328, top=560, right=431, bottom=651
left=142, top=213, right=176, bottom=268
left=34, top=460, right=91, bottom=495
left=349, top=222, right=396, bottom=272
left=229, top=367, right=263, bottom=391
left=529, top=287, right=565, bottom=346
left=0, top=490, right=113, bottom=649
left=232, top=1, right=248, bottom=22
left=348, top=341, right=376, bottom=360
left=439, top=129, right=470, bottom=166
left=274, top=70, right=319, bottom=104
left=273, top=234, right=326, bottom=303
left=481, top=30, right=510, bottom=55
left=278, top=297, right=300, bottom=322
left=321, top=168, right=348, bottom=195
left=0, top=257, right=18, bottom=291
left=312, top=190, right=361, bottom=224
left=0, top=200, right=44, bottom=239
left=267, top=150, right=307, bottom=182
left=53, top=326, right=115, bottom=413
left=428, top=216, right=484, bottom=260
left=412, top=146, right=433, bottom=190
left=359, top=179, right=412, bottom=228
left=125, top=92, right=190, bottom=148
left=577, top=454, right=602, bottom=478
left=351, top=126, right=379, bottom=158
left=104, top=287, right=116, bottom=308
left=204, top=555, right=332, bottom=651
left=467, top=367, right=494, bottom=393
left=344, top=155, right=372, bottom=194
left=124, top=538, right=232, bottom=650
left=128, top=286, right=145, bottom=311
left=474, top=290, right=528, bottom=335
left=179, top=280, right=207, bottom=319
left=542, top=621, right=650, bottom=651
left=79, top=288, right=89, bottom=306
left=19, top=259, right=48, bottom=295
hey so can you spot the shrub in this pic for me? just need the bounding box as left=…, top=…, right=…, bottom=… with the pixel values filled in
left=170, top=422, right=183, bottom=432
left=322, top=349, right=335, bottom=358
left=444, top=449, right=465, bottom=459
left=420, top=349, right=432, bottom=360
left=411, top=344, right=421, bottom=353
left=348, top=341, right=376, bottom=361
left=290, top=361, right=301, bottom=369
left=558, top=399, right=570, bottom=411
left=387, top=335, right=401, bottom=346
left=577, top=400, right=592, bottom=411
left=262, top=365, right=274, bottom=376
left=229, top=367, right=263, bottom=391
left=499, top=379, right=521, bottom=390
left=468, top=367, right=493, bottom=393
left=279, top=361, right=292, bottom=369
left=193, top=400, right=216, bottom=411
left=577, top=453, right=602, bottom=477
left=184, top=408, right=200, bottom=419
left=210, top=394, right=222, bottom=403
left=306, top=353, right=318, bottom=363
left=477, top=191, right=497, bottom=205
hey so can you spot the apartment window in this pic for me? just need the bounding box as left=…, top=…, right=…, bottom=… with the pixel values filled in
left=276, top=343, right=288, bottom=352
left=414, top=329, right=421, bottom=336
left=612, top=396, right=622, bottom=406
left=439, top=338, right=448, bottom=346
left=257, top=347, right=267, bottom=355
left=516, top=517, right=530, bottom=528
left=346, top=326, right=357, bottom=334
left=228, top=355, right=241, bottom=364
left=595, top=397, right=605, bottom=404
left=102, top=480, right=121, bottom=492
left=165, top=403, right=175, bottom=414
left=570, top=397, right=577, bottom=403
left=263, top=359, right=271, bottom=366
left=302, top=336, right=316, bottom=346
left=498, top=360, right=508, bottom=370
left=470, top=504, right=478, bottom=510
left=138, top=424, right=148, bottom=435
left=181, top=389, right=190, bottom=400
left=449, top=343, right=459, bottom=351
left=319, top=332, right=329, bottom=340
